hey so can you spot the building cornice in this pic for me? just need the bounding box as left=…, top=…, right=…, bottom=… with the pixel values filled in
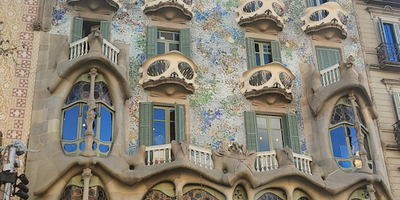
left=366, top=6, right=400, bottom=17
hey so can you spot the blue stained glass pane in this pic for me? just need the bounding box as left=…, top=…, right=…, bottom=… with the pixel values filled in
left=256, top=53, right=261, bottom=66
left=157, top=42, right=165, bottom=55
left=153, top=121, right=166, bottom=145
left=100, top=106, right=112, bottom=142
left=154, top=109, right=165, bottom=120
left=79, top=141, right=85, bottom=150
left=64, top=144, right=77, bottom=152
left=348, top=127, right=359, bottom=156
left=99, top=144, right=109, bottom=153
left=330, top=126, right=349, bottom=158
left=93, top=142, right=97, bottom=150
left=82, top=105, right=88, bottom=138
left=338, top=161, right=351, bottom=168
left=62, top=105, right=79, bottom=140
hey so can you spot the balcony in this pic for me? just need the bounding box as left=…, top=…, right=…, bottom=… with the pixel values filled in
left=141, top=0, right=194, bottom=21
left=376, top=43, right=400, bottom=70
left=240, top=62, right=295, bottom=105
left=301, top=2, right=348, bottom=40
left=69, top=36, right=120, bottom=64
left=392, top=120, right=400, bottom=146
left=139, top=51, right=198, bottom=97
left=235, top=0, right=285, bottom=33
left=320, top=63, right=341, bottom=86
left=145, top=144, right=312, bottom=174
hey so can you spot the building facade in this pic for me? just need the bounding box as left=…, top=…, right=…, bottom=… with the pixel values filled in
left=0, top=0, right=398, bottom=199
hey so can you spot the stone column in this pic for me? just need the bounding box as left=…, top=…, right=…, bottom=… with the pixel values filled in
left=81, top=68, right=97, bottom=157
left=348, top=93, right=372, bottom=174
left=82, top=168, right=93, bottom=200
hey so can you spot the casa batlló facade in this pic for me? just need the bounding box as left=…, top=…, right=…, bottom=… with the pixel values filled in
left=0, top=0, right=399, bottom=199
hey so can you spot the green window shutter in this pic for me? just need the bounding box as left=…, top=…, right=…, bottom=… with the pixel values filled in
left=244, top=111, right=259, bottom=151
left=72, top=17, right=83, bottom=42
left=139, top=102, right=153, bottom=146
left=393, top=91, right=400, bottom=121
left=180, top=28, right=191, bottom=58
left=246, top=38, right=256, bottom=69
left=146, top=26, right=157, bottom=59
left=271, top=40, right=282, bottom=63
left=283, top=113, right=301, bottom=153
left=100, top=21, right=111, bottom=41
left=377, top=18, right=387, bottom=44
left=174, top=103, right=185, bottom=142
left=392, top=23, right=400, bottom=45
left=306, top=0, right=314, bottom=7
left=316, top=47, right=341, bottom=70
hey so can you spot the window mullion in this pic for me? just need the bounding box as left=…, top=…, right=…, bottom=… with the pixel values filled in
left=267, top=116, right=273, bottom=149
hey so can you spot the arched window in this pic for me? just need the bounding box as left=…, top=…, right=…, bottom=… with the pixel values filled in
left=329, top=97, right=372, bottom=172
left=61, top=74, right=114, bottom=157
left=255, top=189, right=286, bottom=200
left=60, top=175, right=108, bottom=200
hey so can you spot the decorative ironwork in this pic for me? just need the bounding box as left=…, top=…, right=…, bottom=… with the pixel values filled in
left=178, top=62, right=194, bottom=80
left=392, top=120, right=400, bottom=145
left=376, top=43, right=400, bottom=65
left=147, top=60, right=170, bottom=76
left=249, top=70, right=272, bottom=86
left=279, top=72, right=292, bottom=89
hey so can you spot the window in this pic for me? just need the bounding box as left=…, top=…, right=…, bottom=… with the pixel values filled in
left=246, top=38, right=282, bottom=70
left=61, top=74, right=114, bottom=157
left=329, top=97, right=372, bottom=171
left=244, top=111, right=300, bottom=153
left=306, top=0, right=332, bottom=7
left=72, top=17, right=111, bottom=42
left=60, top=175, right=108, bottom=200
left=316, top=47, right=341, bottom=70
left=146, top=26, right=191, bottom=59
left=377, top=18, right=400, bottom=62
left=139, top=102, right=185, bottom=146
left=392, top=91, right=400, bottom=120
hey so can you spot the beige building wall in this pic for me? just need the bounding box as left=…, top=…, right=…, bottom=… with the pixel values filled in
left=0, top=0, right=41, bottom=172
left=354, top=0, right=400, bottom=198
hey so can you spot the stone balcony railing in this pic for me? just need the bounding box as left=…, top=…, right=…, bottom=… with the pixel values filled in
left=141, top=0, right=194, bottom=20
left=301, top=2, right=348, bottom=39
left=145, top=143, right=312, bottom=175
left=139, top=51, right=198, bottom=96
left=69, top=36, right=120, bottom=64
left=240, top=62, right=295, bottom=105
left=320, top=63, right=341, bottom=86
left=235, top=0, right=285, bottom=33
left=376, top=43, right=400, bottom=70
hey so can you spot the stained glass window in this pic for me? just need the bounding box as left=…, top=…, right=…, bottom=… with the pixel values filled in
left=60, top=185, right=108, bottom=200
left=257, top=192, right=284, bottom=200
left=61, top=74, right=114, bottom=157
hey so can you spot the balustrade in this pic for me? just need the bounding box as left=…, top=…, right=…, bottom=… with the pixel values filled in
left=319, top=63, right=341, bottom=86
left=145, top=144, right=172, bottom=166
left=69, top=36, right=120, bottom=64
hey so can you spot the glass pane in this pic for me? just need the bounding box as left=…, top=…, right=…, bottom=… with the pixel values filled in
left=153, top=121, right=166, bottom=145
left=99, top=144, right=109, bottom=153
left=157, top=42, right=165, bottom=55
left=169, top=109, right=175, bottom=121
left=170, top=121, right=175, bottom=142
left=338, top=161, right=351, bottom=168
left=79, top=141, right=85, bottom=151
left=154, top=109, right=165, bottom=120
left=255, top=53, right=261, bottom=66
left=272, top=130, right=283, bottom=150
left=258, top=129, right=270, bottom=151
left=330, top=126, right=349, bottom=158
left=92, top=142, right=97, bottom=150
left=263, top=53, right=270, bottom=64
left=257, top=117, right=267, bottom=129
left=82, top=105, right=87, bottom=138
left=64, top=144, right=77, bottom=152
left=255, top=43, right=260, bottom=52
left=270, top=118, right=281, bottom=129
left=174, top=33, right=180, bottom=41
left=348, top=127, right=359, bottom=156
left=161, top=32, right=173, bottom=40
left=62, top=105, right=79, bottom=140
left=100, top=106, right=112, bottom=142
left=169, top=43, right=179, bottom=52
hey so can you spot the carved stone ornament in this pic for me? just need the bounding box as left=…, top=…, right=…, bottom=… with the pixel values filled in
left=212, top=142, right=257, bottom=173
left=275, top=146, right=295, bottom=167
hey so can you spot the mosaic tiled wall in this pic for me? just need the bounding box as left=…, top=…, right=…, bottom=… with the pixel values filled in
left=49, top=0, right=365, bottom=154
left=0, top=0, right=40, bottom=170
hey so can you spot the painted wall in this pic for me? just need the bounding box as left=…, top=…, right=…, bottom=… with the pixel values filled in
left=0, top=0, right=41, bottom=171
left=49, top=0, right=365, bottom=154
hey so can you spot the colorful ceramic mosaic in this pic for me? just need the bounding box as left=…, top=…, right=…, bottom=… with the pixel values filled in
left=49, top=0, right=366, bottom=154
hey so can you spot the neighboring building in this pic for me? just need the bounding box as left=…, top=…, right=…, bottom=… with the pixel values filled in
left=0, top=0, right=397, bottom=199
left=354, top=0, right=400, bottom=199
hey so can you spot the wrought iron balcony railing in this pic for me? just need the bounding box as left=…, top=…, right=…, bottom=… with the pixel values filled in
left=376, top=43, right=400, bottom=67
left=301, top=2, right=348, bottom=39
left=393, top=120, right=400, bottom=145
